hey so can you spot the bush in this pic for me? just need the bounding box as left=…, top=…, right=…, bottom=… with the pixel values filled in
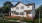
left=0, top=15, right=3, bottom=17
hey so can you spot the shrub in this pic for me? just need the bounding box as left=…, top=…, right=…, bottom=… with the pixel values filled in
left=22, top=18, right=33, bottom=22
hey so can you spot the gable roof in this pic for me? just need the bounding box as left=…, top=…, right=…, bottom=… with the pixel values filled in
left=14, top=1, right=24, bottom=7
left=11, top=1, right=35, bottom=8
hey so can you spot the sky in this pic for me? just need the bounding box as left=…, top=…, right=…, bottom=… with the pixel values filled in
left=0, top=0, right=42, bottom=9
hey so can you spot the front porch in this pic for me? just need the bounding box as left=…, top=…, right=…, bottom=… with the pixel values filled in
left=6, top=10, right=33, bottom=20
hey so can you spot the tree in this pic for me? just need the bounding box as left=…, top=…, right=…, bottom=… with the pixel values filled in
left=0, top=8, right=3, bottom=13
left=3, top=1, right=13, bottom=13
left=35, top=5, right=42, bottom=18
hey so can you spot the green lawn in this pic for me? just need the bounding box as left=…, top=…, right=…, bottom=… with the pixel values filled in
left=0, top=17, right=42, bottom=23
left=6, top=18, right=42, bottom=23
left=6, top=18, right=19, bottom=21
left=34, top=18, right=39, bottom=23
left=0, top=17, right=20, bottom=23
left=34, top=18, right=42, bottom=23
left=40, top=18, right=42, bottom=23
left=20, top=18, right=33, bottom=22
left=0, top=20, right=19, bottom=23
left=22, top=18, right=42, bottom=23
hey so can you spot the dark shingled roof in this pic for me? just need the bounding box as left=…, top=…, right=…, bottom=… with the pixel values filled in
left=11, top=1, right=35, bottom=8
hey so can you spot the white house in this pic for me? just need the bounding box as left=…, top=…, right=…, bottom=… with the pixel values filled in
left=10, top=1, right=35, bottom=20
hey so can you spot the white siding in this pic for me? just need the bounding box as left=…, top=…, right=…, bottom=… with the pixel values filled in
left=15, top=3, right=25, bottom=12
left=28, top=11, right=33, bottom=17
left=11, top=3, right=35, bottom=17
left=11, top=7, right=16, bottom=11
left=24, top=5, right=32, bottom=10
left=11, top=3, right=33, bottom=12
left=24, top=12, right=26, bottom=17
left=32, top=5, right=35, bottom=17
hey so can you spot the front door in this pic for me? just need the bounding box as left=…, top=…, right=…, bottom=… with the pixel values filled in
left=26, top=12, right=28, bottom=18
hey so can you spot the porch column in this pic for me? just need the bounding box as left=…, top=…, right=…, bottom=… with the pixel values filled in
left=9, top=11, right=11, bottom=16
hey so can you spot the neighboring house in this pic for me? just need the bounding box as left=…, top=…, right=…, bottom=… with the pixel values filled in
left=10, top=1, right=35, bottom=20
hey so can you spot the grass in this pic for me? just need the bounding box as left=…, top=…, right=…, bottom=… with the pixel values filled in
left=22, top=18, right=42, bottom=23
left=0, top=18, right=19, bottom=23
left=0, top=19, right=19, bottom=23
left=34, top=18, right=42, bottom=23
left=0, top=18, right=42, bottom=23
left=34, top=18, right=39, bottom=23
left=0, top=16, right=42, bottom=23
left=6, top=18, right=19, bottom=21
left=22, top=18, right=33, bottom=22
left=22, top=19, right=33, bottom=22
left=40, top=18, right=42, bottom=22
left=23, top=19, right=32, bottom=22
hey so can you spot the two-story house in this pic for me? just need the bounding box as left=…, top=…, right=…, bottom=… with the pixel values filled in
left=10, top=1, right=35, bottom=20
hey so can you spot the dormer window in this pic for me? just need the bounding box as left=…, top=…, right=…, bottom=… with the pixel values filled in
left=16, top=7, right=19, bottom=10
left=21, top=6, right=24, bottom=9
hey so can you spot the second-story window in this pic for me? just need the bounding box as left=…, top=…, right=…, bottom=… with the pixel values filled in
left=27, top=6, right=29, bottom=8
left=16, top=7, right=19, bottom=10
left=21, top=6, right=24, bottom=9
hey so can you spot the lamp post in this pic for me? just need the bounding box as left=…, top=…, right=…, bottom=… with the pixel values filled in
left=39, top=9, right=40, bottom=23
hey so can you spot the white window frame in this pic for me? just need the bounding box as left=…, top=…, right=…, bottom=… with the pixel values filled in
left=16, top=7, right=19, bottom=10
left=11, top=11, right=16, bottom=14
left=16, top=12, right=19, bottom=15
left=21, top=6, right=24, bottom=9
left=28, top=12, right=31, bottom=14
left=20, top=12, right=24, bottom=15
left=27, top=6, right=29, bottom=8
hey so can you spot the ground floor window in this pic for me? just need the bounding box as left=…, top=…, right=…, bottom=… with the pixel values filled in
left=15, top=12, right=24, bottom=15
left=16, top=12, right=19, bottom=15
left=27, top=12, right=31, bottom=14
left=11, top=11, right=16, bottom=14
left=20, top=12, right=24, bottom=15
left=11, top=11, right=24, bottom=15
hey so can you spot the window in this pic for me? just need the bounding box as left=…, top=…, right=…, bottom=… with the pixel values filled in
left=11, top=11, right=16, bottom=14
left=20, top=12, right=24, bottom=15
left=16, top=7, right=19, bottom=10
left=16, top=12, right=19, bottom=15
left=21, top=6, right=24, bottom=9
left=27, top=6, right=29, bottom=8
left=28, top=12, right=31, bottom=14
